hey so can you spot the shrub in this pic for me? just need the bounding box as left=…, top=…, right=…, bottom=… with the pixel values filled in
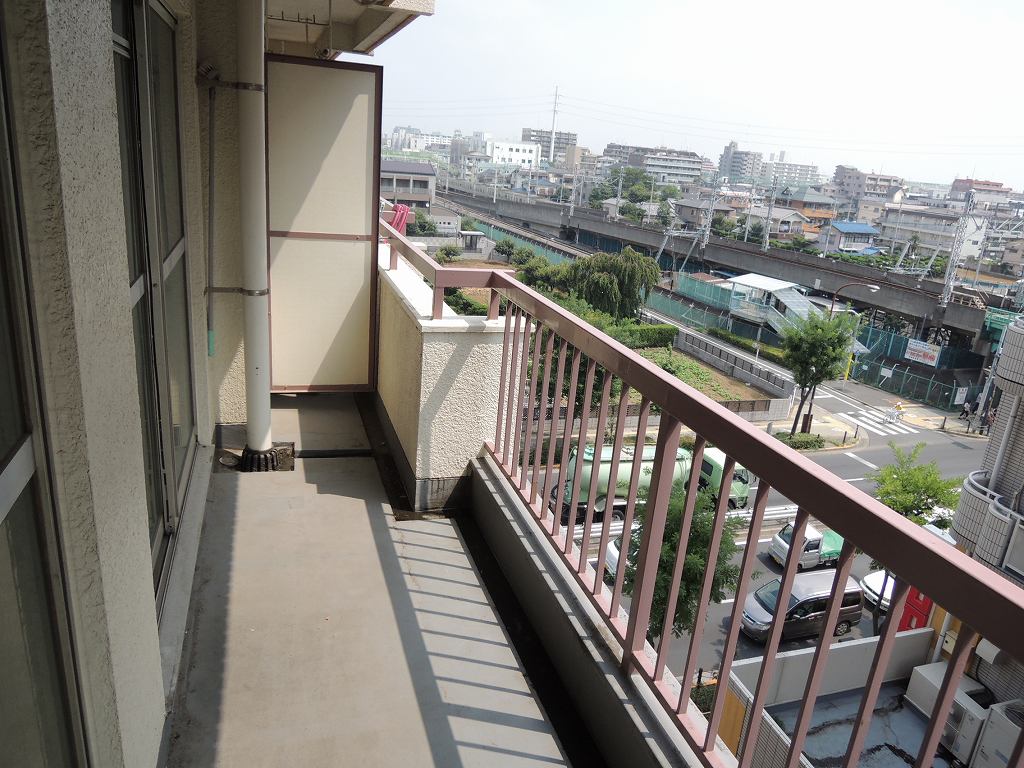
left=435, top=244, right=462, bottom=264
left=607, top=323, right=677, bottom=348
left=773, top=431, right=825, bottom=450
left=442, top=288, right=487, bottom=316
left=706, top=327, right=787, bottom=365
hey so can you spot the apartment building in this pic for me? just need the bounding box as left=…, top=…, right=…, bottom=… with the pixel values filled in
left=719, top=140, right=763, bottom=182
left=486, top=138, right=542, bottom=168
left=643, top=150, right=703, bottom=188
left=832, top=165, right=904, bottom=201
left=878, top=203, right=987, bottom=259
left=380, top=159, right=436, bottom=208
left=763, top=158, right=820, bottom=186
left=522, top=127, right=577, bottom=161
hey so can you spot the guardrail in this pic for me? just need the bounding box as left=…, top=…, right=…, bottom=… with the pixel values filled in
left=379, top=217, right=1024, bottom=767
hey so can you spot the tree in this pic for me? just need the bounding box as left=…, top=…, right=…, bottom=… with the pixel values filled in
left=659, top=185, right=681, bottom=202
left=746, top=220, right=764, bottom=242
left=871, top=442, right=961, bottom=520
left=657, top=201, right=672, bottom=227
left=781, top=312, right=859, bottom=435
left=493, top=238, right=516, bottom=261
left=711, top=214, right=734, bottom=238
left=624, top=486, right=744, bottom=637
left=609, top=166, right=653, bottom=190
left=435, top=244, right=461, bottom=264
left=619, top=201, right=644, bottom=223
left=407, top=209, right=436, bottom=236
left=564, top=246, right=660, bottom=319
left=460, top=216, right=478, bottom=232
left=511, top=245, right=536, bottom=266
left=626, top=182, right=651, bottom=204
left=589, top=181, right=616, bottom=207
left=867, top=442, right=961, bottom=632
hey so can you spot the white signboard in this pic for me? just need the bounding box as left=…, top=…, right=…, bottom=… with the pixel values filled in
left=905, top=339, right=941, bottom=368
left=880, top=367, right=893, bottom=379
left=954, top=387, right=969, bottom=405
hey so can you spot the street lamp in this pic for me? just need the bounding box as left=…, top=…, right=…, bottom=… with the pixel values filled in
left=829, top=281, right=880, bottom=317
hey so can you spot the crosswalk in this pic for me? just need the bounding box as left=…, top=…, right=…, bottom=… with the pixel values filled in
left=834, top=407, right=919, bottom=436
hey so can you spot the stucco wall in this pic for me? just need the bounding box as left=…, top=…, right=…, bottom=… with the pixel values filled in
left=377, top=255, right=505, bottom=510
left=4, top=1, right=165, bottom=765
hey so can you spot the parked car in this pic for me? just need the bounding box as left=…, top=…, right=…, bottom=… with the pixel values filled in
left=740, top=570, right=863, bottom=642
left=860, top=524, right=956, bottom=612
left=553, top=442, right=752, bottom=526
left=768, top=521, right=843, bottom=571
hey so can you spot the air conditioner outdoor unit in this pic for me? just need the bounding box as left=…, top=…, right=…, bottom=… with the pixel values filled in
left=905, top=661, right=989, bottom=764
left=972, top=699, right=1024, bottom=768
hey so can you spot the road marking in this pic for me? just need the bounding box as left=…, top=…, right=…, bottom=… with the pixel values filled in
left=857, top=409, right=918, bottom=434
left=735, top=537, right=775, bottom=548
left=720, top=598, right=736, bottom=605
left=844, top=452, right=879, bottom=470
left=835, top=412, right=890, bottom=436
left=843, top=477, right=865, bottom=482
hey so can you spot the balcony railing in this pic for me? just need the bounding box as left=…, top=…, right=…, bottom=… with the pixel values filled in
left=379, top=217, right=1024, bottom=767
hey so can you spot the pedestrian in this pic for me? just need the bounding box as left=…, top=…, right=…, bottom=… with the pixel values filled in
left=958, top=401, right=971, bottom=420
left=971, top=399, right=980, bottom=417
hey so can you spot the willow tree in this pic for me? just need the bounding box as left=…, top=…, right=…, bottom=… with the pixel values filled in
left=565, top=246, right=660, bottom=320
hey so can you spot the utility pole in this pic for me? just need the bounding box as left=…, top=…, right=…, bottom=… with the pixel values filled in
left=548, top=86, right=559, bottom=163
left=888, top=196, right=904, bottom=254
left=569, top=167, right=578, bottom=218
left=743, top=191, right=754, bottom=242
left=940, top=190, right=976, bottom=307
left=699, top=175, right=723, bottom=253
left=493, top=168, right=498, bottom=204
left=616, top=171, right=623, bottom=218
left=762, top=175, right=778, bottom=252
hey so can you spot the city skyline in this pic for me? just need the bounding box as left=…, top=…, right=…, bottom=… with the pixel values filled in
left=347, top=0, right=1024, bottom=189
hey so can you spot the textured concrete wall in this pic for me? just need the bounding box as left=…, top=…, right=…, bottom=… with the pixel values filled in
left=195, top=0, right=247, bottom=425
left=377, top=259, right=504, bottom=510
left=3, top=1, right=165, bottom=765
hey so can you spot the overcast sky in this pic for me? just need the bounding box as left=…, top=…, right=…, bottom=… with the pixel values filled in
left=347, top=0, right=1024, bottom=189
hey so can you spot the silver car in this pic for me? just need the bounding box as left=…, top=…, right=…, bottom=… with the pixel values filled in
left=741, top=570, right=863, bottom=642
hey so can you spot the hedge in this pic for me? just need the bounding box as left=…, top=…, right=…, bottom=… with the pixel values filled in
left=607, top=323, right=676, bottom=348
left=443, top=288, right=487, bottom=316
left=706, top=327, right=787, bottom=366
left=774, top=431, right=825, bottom=450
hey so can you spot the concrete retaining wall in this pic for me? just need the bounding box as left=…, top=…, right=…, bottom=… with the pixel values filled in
left=673, top=329, right=794, bottom=400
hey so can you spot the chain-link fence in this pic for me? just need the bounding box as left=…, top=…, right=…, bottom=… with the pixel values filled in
left=672, top=273, right=735, bottom=310
left=848, top=359, right=983, bottom=411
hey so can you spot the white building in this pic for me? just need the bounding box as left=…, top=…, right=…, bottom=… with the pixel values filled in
left=406, top=132, right=452, bottom=151
left=429, top=206, right=461, bottom=236
left=763, top=160, right=820, bottom=186
left=878, top=203, right=987, bottom=260
left=643, top=151, right=702, bottom=189
left=486, top=139, right=542, bottom=168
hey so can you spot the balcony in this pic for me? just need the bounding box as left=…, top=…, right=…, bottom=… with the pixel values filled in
left=168, top=219, right=1024, bottom=767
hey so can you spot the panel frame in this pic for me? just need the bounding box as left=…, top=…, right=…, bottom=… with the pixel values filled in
left=265, top=54, right=382, bottom=392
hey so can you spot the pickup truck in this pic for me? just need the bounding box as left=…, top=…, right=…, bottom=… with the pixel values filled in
left=768, top=521, right=843, bottom=571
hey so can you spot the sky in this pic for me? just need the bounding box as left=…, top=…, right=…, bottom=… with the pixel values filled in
left=342, top=0, right=1024, bottom=190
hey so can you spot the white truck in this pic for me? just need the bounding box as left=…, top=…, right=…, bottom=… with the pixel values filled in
left=551, top=442, right=752, bottom=527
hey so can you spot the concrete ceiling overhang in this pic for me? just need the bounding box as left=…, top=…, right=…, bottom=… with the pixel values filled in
left=266, top=0, right=433, bottom=56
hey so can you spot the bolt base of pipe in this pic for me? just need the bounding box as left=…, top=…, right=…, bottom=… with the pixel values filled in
left=240, top=445, right=279, bottom=472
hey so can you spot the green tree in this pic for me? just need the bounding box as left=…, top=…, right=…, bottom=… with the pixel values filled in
left=626, top=182, right=651, bottom=204
left=619, top=201, right=645, bottom=223
left=781, top=312, right=859, bottom=435
left=408, top=209, right=436, bottom=236
left=871, top=442, right=961, bottom=520
left=493, top=238, right=516, bottom=260
left=435, top=244, right=461, bottom=264
left=460, top=216, right=478, bottom=232
left=659, top=185, right=681, bottom=201
left=624, top=486, right=744, bottom=637
left=565, top=246, right=660, bottom=319
left=746, top=220, right=764, bottom=242
left=589, top=181, right=616, bottom=207
left=609, top=166, right=653, bottom=189
left=711, top=214, right=734, bottom=238
left=657, top=201, right=672, bottom=227
left=511, top=245, right=536, bottom=266
left=867, top=442, right=961, bottom=632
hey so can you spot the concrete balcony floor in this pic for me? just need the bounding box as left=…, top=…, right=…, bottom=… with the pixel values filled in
left=166, top=396, right=567, bottom=767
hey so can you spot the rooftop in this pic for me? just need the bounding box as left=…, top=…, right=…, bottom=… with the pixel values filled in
left=726, top=273, right=799, bottom=292
left=381, top=159, right=437, bottom=176
left=831, top=220, right=880, bottom=234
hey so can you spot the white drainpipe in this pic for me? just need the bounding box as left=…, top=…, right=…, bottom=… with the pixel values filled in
left=238, top=0, right=275, bottom=470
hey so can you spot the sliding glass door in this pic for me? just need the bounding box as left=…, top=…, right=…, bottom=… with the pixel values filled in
left=113, top=0, right=196, bottom=591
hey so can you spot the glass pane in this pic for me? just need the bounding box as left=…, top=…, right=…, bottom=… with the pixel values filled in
left=0, top=249, right=26, bottom=464
left=147, top=8, right=183, bottom=254
left=114, top=52, right=147, bottom=283
left=132, top=296, right=167, bottom=564
left=164, top=259, right=194, bottom=479
left=111, top=0, right=130, bottom=40
left=0, top=484, right=75, bottom=767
